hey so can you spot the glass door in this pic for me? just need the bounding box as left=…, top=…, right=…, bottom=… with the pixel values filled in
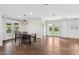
left=6, top=23, right=12, bottom=39
left=48, top=24, right=60, bottom=36
left=14, top=23, right=19, bottom=32
left=12, top=23, right=19, bottom=38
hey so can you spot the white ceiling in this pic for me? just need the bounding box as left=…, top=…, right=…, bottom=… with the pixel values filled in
left=0, top=4, right=79, bottom=20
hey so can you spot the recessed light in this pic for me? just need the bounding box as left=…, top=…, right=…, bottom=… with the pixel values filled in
left=29, top=12, right=32, bottom=15
left=17, top=16, right=21, bottom=17
left=52, top=13, right=56, bottom=16
left=44, top=4, right=49, bottom=6
left=49, top=24, right=52, bottom=26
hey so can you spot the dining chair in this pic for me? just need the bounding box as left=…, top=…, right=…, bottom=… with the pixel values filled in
left=21, top=34, right=31, bottom=45
left=15, top=31, right=22, bottom=43
left=23, top=32, right=28, bottom=34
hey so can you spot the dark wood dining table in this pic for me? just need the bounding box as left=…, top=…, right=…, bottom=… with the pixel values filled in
left=15, top=33, right=36, bottom=45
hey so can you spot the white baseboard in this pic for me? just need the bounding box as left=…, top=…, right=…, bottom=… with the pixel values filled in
left=60, top=36, right=79, bottom=39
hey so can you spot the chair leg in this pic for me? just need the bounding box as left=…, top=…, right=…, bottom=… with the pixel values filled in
left=15, top=34, right=17, bottom=43
left=19, top=39, right=21, bottom=45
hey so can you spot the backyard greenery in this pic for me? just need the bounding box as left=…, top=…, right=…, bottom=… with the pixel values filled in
left=49, top=26, right=59, bottom=36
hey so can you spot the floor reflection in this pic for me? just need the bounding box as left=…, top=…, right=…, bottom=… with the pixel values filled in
left=1, top=37, right=79, bottom=55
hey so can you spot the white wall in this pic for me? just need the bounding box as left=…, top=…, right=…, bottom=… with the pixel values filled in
left=45, top=18, right=79, bottom=38
left=21, top=18, right=42, bottom=38
left=60, top=18, right=79, bottom=38
left=60, top=19, right=69, bottom=37
left=67, top=18, right=79, bottom=38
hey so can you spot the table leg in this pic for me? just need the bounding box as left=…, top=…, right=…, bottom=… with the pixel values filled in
left=34, top=34, right=36, bottom=42
left=29, top=35, right=31, bottom=46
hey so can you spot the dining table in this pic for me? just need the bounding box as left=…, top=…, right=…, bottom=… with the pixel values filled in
left=15, top=32, right=36, bottom=46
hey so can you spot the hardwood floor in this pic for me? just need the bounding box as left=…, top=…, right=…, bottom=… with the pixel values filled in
left=0, top=37, right=79, bottom=55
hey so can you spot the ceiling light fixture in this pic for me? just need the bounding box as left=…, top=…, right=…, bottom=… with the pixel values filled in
left=44, top=4, right=49, bottom=6
left=29, top=12, right=32, bottom=15
left=17, top=16, right=21, bottom=17
left=52, top=13, right=56, bottom=16
left=21, top=14, right=28, bottom=25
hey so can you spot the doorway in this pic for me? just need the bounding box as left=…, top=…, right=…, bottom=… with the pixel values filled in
left=6, top=23, right=20, bottom=40
left=46, top=21, right=61, bottom=36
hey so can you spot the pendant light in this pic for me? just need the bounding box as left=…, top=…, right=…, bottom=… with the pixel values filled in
left=21, top=14, right=28, bottom=25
